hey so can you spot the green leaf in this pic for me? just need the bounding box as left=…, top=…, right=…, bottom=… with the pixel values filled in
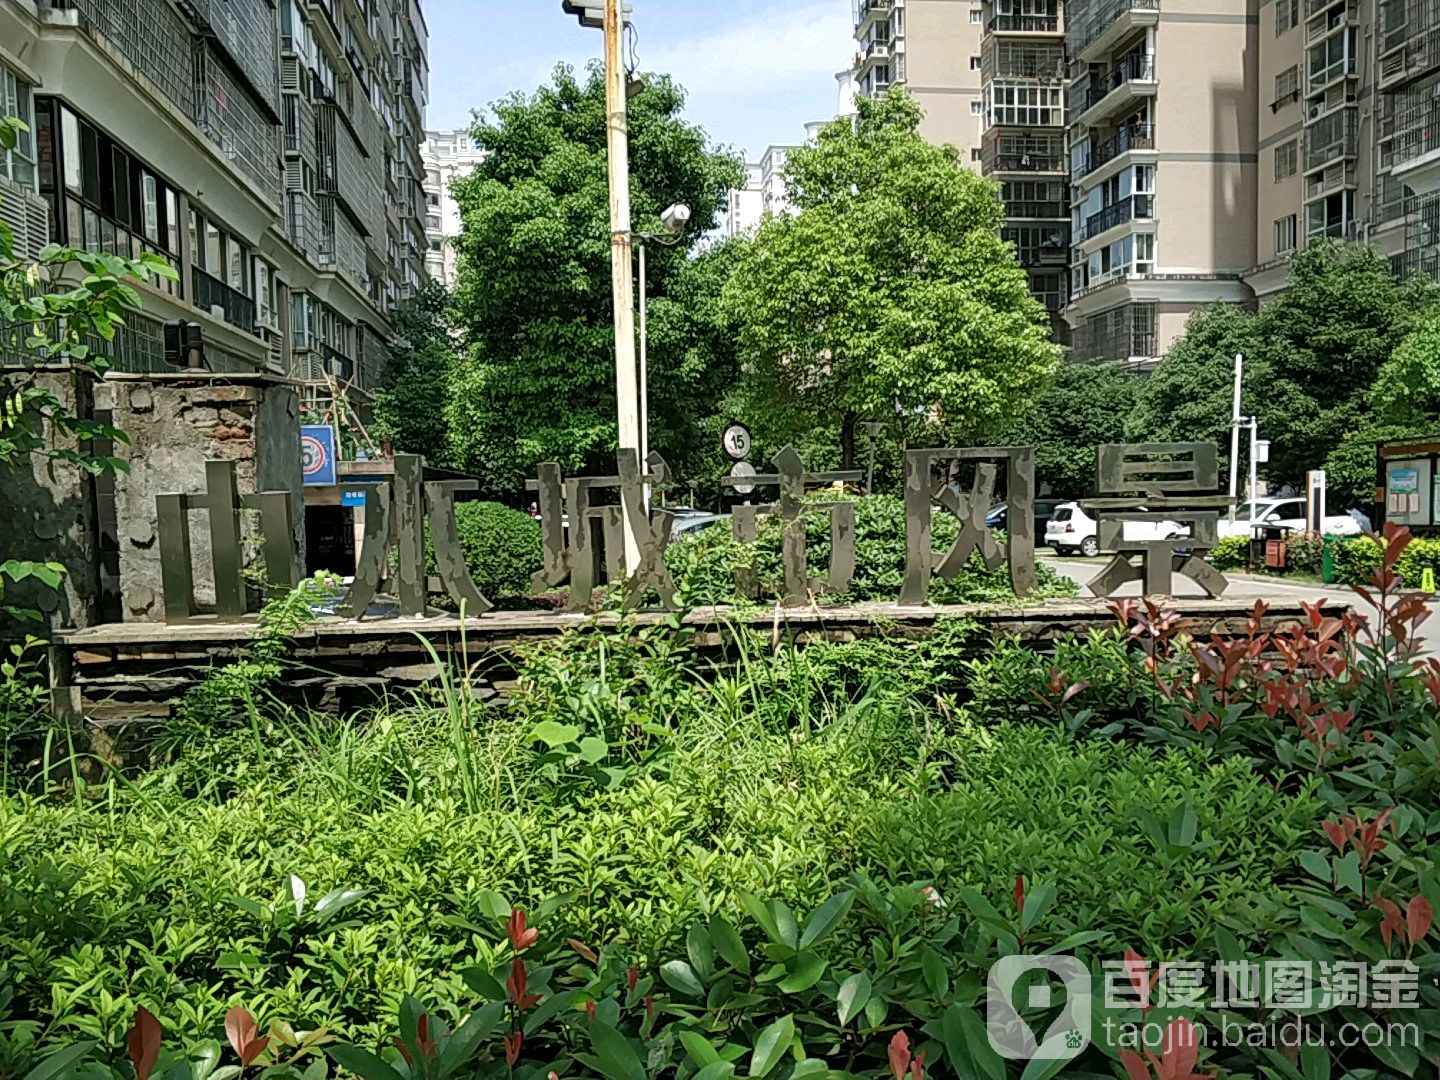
left=1299, top=1042, right=1330, bottom=1080
left=313, top=887, right=368, bottom=922
left=325, top=1046, right=406, bottom=1080
left=920, top=946, right=949, bottom=999
left=23, top=1042, right=97, bottom=1080
left=1019, top=1055, right=1071, bottom=1080
left=836, top=971, right=871, bottom=1026
left=1019, top=882, right=1057, bottom=932
left=691, top=1063, right=736, bottom=1080
left=660, top=959, right=706, bottom=998
left=679, top=1031, right=723, bottom=1067
left=688, top=922, right=716, bottom=980
left=473, top=890, right=511, bottom=920
left=531, top=719, right=581, bottom=747
left=1167, top=801, right=1198, bottom=848
left=749, top=1014, right=794, bottom=1078
left=941, top=1004, right=1006, bottom=1080
left=590, top=1020, right=647, bottom=1080
left=770, top=899, right=799, bottom=949
left=438, top=1003, right=504, bottom=1078
left=460, top=965, right=506, bottom=1001
left=577, top=736, right=608, bottom=763
left=777, top=951, right=826, bottom=993
left=710, top=915, right=751, bottom=973
left=738, top=892, right=782, bottom=945
left=1298, top=850, right=1333, bottom=882
left=798, top=890, right=854, bottom=949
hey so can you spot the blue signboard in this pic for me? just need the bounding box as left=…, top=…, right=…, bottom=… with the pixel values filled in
left=300, top=424, right=337, bottom=486
left=341, top=489, right=369, bottom=508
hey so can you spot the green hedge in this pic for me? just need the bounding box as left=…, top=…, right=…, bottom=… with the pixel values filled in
left=453, top=501, right=543, bottom=598
left=667, top=493, right=1076, bottom=605
left=1332, top=533, right=1440, bottom=586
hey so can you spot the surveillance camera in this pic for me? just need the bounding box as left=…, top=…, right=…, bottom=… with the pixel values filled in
left=660, top=203, right=692, bottom=233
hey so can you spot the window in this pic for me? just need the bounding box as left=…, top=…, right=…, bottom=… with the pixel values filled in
left=1134, top=232, right=1154, bottom=272
left=0, top=66, right=35, bottom=187
left=971, top=147, right=983, bottom=161
left=255, top=260, right=276, bottom=328
left=1273, top=139, right=1298, bottom=181
left=970, top=56, right=983, bottom=70
left=971, top=8, right=983, bottom=21
left=1274, top=214, right=1297, bottom=254
left=971, top=99, right=984, bottom=115
left=986, top=83, right=1063, bottom=126
left=1276, top=0, right=1299, bottom=33
left=1272, top=65, right=1299, bottom=109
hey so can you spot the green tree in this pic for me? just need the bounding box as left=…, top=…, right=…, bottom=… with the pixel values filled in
left=1128, top=303, right=1265, bottom=459
left=1372, top=313, right=1440, bottom=426
left=1000, top=360, right=1140, bottom=496
left=722, top=90, right=1062, bottom=467
left=446, top=65, right=744, bottom=492
left=1, top=116, right=177, bottom=623
left=1322, top=423, right=1425, bottom=517
left=372, top=281, right=457, bottom=466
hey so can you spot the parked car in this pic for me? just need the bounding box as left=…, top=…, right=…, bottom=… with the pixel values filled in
left=669, top=513, right=730, bottom=542
left=1044, top=502, right=1185, bottom=558
left=1216, top=497, right=1362, bottom=538
left=985, top=498, right=1072, bottom=536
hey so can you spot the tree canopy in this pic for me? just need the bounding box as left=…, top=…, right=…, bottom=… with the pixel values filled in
left=446, top=64, right=745, bottom=491
left=722, top=90, right=1062, bottom=467
left=1000, top=360, right=1140, bottom=496
left=371, top=281, right=456, bottom=467
left=1133, top=241, right=1440, bottom=489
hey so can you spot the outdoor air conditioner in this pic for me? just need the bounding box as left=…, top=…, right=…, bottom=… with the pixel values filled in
left=0, top=177, right=51, bottom=262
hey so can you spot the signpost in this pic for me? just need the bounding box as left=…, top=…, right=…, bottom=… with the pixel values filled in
left=301, top=425, right=337, bottom=486
left=722, top=422, right=752, bottom=462
left=728, top=460, right=757, bottom=495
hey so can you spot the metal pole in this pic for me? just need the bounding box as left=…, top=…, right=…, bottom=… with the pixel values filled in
left=1247, top=418, right=1258, bottom=535
left=604, top=0, right=641, bottom=568
left=638, top=241, right=649, bottom=508
left=866, top=427, right=877, bottom=495
left=1228, top=353, right=1242, bottom=522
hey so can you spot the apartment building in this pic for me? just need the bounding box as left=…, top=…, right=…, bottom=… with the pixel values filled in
left=1375, top=0, right=1440, bottom=284
left=852, top=0, right=1071, bottom=333
left=0, top=0, right=428, bottom=388
left=421, top=128, right=484, bottom=285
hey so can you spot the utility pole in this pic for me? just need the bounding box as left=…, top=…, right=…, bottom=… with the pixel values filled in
left=603, top=0, right=641, bottom=570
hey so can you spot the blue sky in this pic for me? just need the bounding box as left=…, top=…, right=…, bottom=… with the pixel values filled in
left=422, top=0, right=854, bottom=160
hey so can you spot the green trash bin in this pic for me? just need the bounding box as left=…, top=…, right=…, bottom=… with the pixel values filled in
left=1321, top=535, right=1340, bottom=584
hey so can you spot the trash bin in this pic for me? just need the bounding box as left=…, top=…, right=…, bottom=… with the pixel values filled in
left=1251, top=524, right=1292, bottom=572
left=1321, top=535, right=1341, bottom=584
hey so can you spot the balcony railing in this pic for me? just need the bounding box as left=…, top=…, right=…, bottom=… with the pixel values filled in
left=1383, top=101, right=1440, bottom=170
left=1075, top=122, right=1156, bottom=178
left=1084, top=54, right=1155, bottom=111
left=1392, top=246, right=1440, bottom=281
left=865, top=36, right=891, bottom=58
left=1005, top=200, right=1068, bottom=219
left=1068, top=0, right=1160, bottom=57
left=1305, top=115, right=1359, bottom=170
left=988, top=152, right=1066, bottom=173
left=855, top=0, right=892, bottom=25
left=192, top=267, right=256, bottom=333
left=1080, top=193, right=1152, bottom=240
left=319, top=343, right=355, bottom=380
left=988, top=13, right=1061, bottom=31
left=983, top=43, right=1067, bottom=80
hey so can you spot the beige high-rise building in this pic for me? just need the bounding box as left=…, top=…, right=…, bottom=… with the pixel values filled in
left=851, top=0, right=1071, bottom=334
left=1374, top=0, right=1440, bottom=283
left=422, top=129, right=485, bottom=287
left=852, top=0, right=987, bottom=157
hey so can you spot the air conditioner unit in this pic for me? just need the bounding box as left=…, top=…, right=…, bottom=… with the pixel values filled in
left=1309, top=102, right=1323, bottom=118
left=0, top=177, right=51, bottom=262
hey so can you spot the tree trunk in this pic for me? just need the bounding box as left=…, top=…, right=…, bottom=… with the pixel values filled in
left=841, top=411, right=858, bottom=471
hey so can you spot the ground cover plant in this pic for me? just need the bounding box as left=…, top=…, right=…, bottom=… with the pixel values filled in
left=0, top=529, right=1437, bottom=1079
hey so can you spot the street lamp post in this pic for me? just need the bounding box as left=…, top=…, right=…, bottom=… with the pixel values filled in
left=636, top=203, right=691, bottom=504
left=564, top=0, right=641, bottom=566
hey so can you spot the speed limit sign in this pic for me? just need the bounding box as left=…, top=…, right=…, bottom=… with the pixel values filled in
left=721, top=421, right=752, bottom=461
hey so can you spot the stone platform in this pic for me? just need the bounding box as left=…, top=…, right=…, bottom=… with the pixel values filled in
left=48, top=596, right=1343, bottom=728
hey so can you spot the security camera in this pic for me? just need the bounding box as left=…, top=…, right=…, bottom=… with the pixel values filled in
left=660, top=203, right=692, bottom=234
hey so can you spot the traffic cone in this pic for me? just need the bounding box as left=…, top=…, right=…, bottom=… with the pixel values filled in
left=1422, top=567, right=1436, bottom=595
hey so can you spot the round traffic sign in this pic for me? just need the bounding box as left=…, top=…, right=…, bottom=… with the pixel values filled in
left=301, top=434, right=328, bottom=478
left=721, top=421, right=752, bottom=461
left=729, top=460, right=757, bottom=495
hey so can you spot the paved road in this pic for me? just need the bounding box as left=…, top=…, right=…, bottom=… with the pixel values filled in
left=1041, top=552, right=1438, bottom=656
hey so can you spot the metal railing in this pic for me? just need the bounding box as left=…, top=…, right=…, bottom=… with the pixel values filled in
left=1080, top=193, right=1152, bottom=239
left=1075, top=122, right=1155, bottom=178
left=192, top=267, right=256, bottom=333
left=1004, top=200, right=1068, bottom=218
left=989, top=152, right=1066, bottom=172
left=1383, top=101, right=1440, bottom=170
left=1068, top=0, right=1159, bottom=56
left=1084, top=54, right=1155, bottom=111
left=988, top=13, right=1061, bottom=31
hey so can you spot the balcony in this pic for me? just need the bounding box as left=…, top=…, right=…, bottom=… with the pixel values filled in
left=1068, top=0, right=1160, bottom=61
left=1080, top=193, right=1153, bottom=241
left=1378, top=28, right=1440, bottom=90
left=854, top=0, right=892, bottom=29
left=192, top=267, right=256, bottom=333
left=988, top=13, right=1061, bottom=32
left=1386, top=101, right=1440, bottom=196
left=1074, top=122, right=1156, bottom=179
left=319, top=342, right=354, bottom=380
left=1077, top=53, right=1156, bottom=124
left=1305, top=111, right=1358, bottom=172
left=982, top=41, right=1066, bottom=81
left=1005, top=200, right=1068, bottom=219
left=864, top=36, right=892, bottom=60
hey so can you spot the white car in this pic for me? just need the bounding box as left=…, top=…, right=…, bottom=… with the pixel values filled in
left=1044, top=502, right=1184, bottom=558
left=1216, top=497, right=1362, bottom=538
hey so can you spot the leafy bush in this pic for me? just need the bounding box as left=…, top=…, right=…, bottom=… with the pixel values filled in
left=1333, top=533, right=1440, bottom=587
left=667, top=494, right=1076, bottom=605
left=1207, top=534, right=1248, bottom=571
left=452, top=501, right=543, bottom=598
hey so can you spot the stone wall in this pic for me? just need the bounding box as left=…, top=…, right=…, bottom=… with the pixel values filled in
left=108, top=373, right=304, bottom=621
left=0, top=368, right=101, bottom=633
